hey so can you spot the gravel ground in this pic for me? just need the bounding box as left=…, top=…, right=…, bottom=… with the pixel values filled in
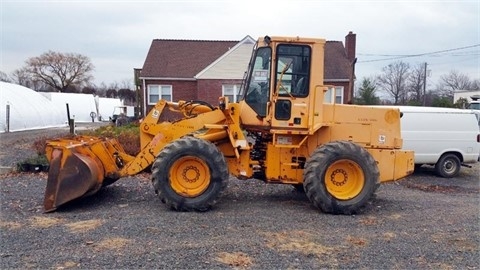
left=0, top=123, right=107, bottom=169
left=0, top=127, right=479, bottom=269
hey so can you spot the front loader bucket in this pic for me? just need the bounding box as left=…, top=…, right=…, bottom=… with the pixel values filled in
left=43, top=136, right=132, bottom=212
left=44, top=148, right=104, bottom=212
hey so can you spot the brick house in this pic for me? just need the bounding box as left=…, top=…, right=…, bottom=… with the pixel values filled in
left=135, top=32, right=356, bottom=118
left=325, top=31, right=357, bottom=104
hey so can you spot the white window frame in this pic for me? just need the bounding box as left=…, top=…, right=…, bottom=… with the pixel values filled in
left=335, top=86, right=344, bottom=104
left=147, top=84, right=172, bottom=105
left=222, top=84, right=242, bottom=103
left=324, top=86, right=344, bottom=104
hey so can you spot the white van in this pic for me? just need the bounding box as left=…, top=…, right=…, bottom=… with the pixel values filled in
left=388, top=106, right=480, bottom=178
left=467, top=95, right=480, bottom=110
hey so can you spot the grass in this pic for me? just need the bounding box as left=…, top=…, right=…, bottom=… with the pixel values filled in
left=16, top=154, right=50, bottom=172
left=81, top=123, right=141, bottom=156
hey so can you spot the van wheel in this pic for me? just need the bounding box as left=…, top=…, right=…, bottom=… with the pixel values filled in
left=435, top=153, right=461, bottom=178
left=303, top=141, right=380, bottom=215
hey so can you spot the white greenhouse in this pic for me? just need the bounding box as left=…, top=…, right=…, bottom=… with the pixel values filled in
left=0, top=82, right=66, bottom=133
left=0, top=82, right=124, bottom=133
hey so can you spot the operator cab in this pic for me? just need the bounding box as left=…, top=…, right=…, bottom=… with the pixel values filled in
left=242, top=36, right=323, bottom=132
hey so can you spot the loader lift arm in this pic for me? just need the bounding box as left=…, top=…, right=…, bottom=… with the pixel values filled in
left=120, top=99, right=231, bottom=176
left=44, top=98, right=247, bottom=212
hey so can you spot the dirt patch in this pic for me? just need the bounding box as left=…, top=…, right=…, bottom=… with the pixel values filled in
left=0, top=221, right=22, bottom=230
left=54, top=261, right=79, bottom=270
left=431, top=232, right=478, bottom=252
left=359, top=216, right=378, bottom=225
left=383, top=232, right=397, bottom=241
left=94, top=237, right=131, bottom=250
left=264, top=230, right=336, bottom=258
left=401, top=181, right=474, bottom=193
left=346, top=236, right=368, bottom=246
left=65, top=219, right=103, bottom=233
left=388, top=213, right=402, bottom=220
left=30, top=216, right=63, bottom=228
left=216, top=252, right=253, bottom=269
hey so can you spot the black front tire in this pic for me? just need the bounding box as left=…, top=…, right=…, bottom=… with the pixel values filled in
left=435, top=153, right=461, bottom=178
left=151, top=137, right=228, bottom=211
left=304, top=141, right=380, bottom=215
left=292, top=184, right=305, bottom=193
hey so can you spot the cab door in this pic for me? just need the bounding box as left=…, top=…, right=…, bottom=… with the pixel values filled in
left=271, top=44, right=312, bottom=131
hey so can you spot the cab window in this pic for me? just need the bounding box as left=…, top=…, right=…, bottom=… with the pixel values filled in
left=275, top=45, right=311, bottom=97
left=244, top=47, right=271, bottom=117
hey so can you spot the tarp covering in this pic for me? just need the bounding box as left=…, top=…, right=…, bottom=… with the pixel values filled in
left=0, top=82, right=124, bottom=132
left=41, top=92, right=98, bottom=122
left=98, top=97, right=123, bottom=121
left=0, top=82, right=66, bottom=133
left=40, top=93, right=122, bottom=123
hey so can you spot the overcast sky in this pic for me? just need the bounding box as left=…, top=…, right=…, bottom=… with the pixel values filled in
left=1, top=0, right=479, bottom=91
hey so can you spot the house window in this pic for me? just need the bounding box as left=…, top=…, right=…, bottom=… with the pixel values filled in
left=335, top=86, right=344, bottom=104
left=148, top=85, right=172, bottom=104
left=222, top=84, right=242, bottom=102
left=324, top=86, right=344, bottom=104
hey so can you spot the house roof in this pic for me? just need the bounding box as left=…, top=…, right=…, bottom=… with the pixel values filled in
left=140, top=39, right=238, bottom=78
left=324, top=41, right=351, bottom=81
left=140, top=38, right=353, bottom=81
left=195, top=36, right=255, bottom=80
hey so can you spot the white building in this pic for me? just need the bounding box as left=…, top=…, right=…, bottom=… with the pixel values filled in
left=453, top=90, right=480, bottom=103
left=0, top=82, right=66, bottom=133
left=0, top=82, right=124, bottom=133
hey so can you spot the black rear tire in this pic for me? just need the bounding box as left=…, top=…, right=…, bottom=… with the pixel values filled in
left=435, top=153, right=461, bottom=178
left=151, top=137, right=228, bottom=211
left=304, top=141, right=380, bottom=215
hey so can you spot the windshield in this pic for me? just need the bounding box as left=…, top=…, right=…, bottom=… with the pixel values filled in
left=244, top=46, right=272, bottom=117
left=468, top=102, right=480, bottom=110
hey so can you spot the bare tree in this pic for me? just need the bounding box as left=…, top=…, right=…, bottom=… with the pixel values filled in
left=11, top=68, right=31, bottom=87
left=0, top=71, right=11, bottom=82
left=24, top=51, right=94, bottom=92
left=108, top=82, right=119, bottom=90
left=94, top=82, right=108, bottom=97
left=437, top=70, right=472, bottom=97
left=120, top=79, right=133, bottom=90
left=9, top=67, right=49, bottom=90
left=106, top=88, right=118, bottom=98
left=118, top=88, right=136, bottom=104
left=81, top=86, right=96, bottom=95
left=471, top=79, right=480, bottom=90
left=377, top=61, right=410, bottom=105
left=407, top=63, right=426, bottom=105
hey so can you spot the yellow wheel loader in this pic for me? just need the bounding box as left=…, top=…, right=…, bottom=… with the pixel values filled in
left=44, top=36, right=414, bottom=214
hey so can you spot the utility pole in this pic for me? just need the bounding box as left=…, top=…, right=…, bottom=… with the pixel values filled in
left=423, top=62, right=427, bottom=106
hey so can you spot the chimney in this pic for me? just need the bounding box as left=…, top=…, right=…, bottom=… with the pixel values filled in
left=345, top=31, right=357, bottom=104
left=345, top=31, right=356, bottom=62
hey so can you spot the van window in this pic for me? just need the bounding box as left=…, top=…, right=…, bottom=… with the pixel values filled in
left=468, top=102, right=480, bottom=110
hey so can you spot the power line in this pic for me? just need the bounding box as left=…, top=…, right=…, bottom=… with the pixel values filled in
left=428, top=55, right=479, bottom=66
left=357, top=44, right=480, bottom=63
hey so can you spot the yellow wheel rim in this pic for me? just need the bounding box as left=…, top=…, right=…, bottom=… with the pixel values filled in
left=169, top=156, right=211, bottom=197
left=325, top=159, right=365, bottom=200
